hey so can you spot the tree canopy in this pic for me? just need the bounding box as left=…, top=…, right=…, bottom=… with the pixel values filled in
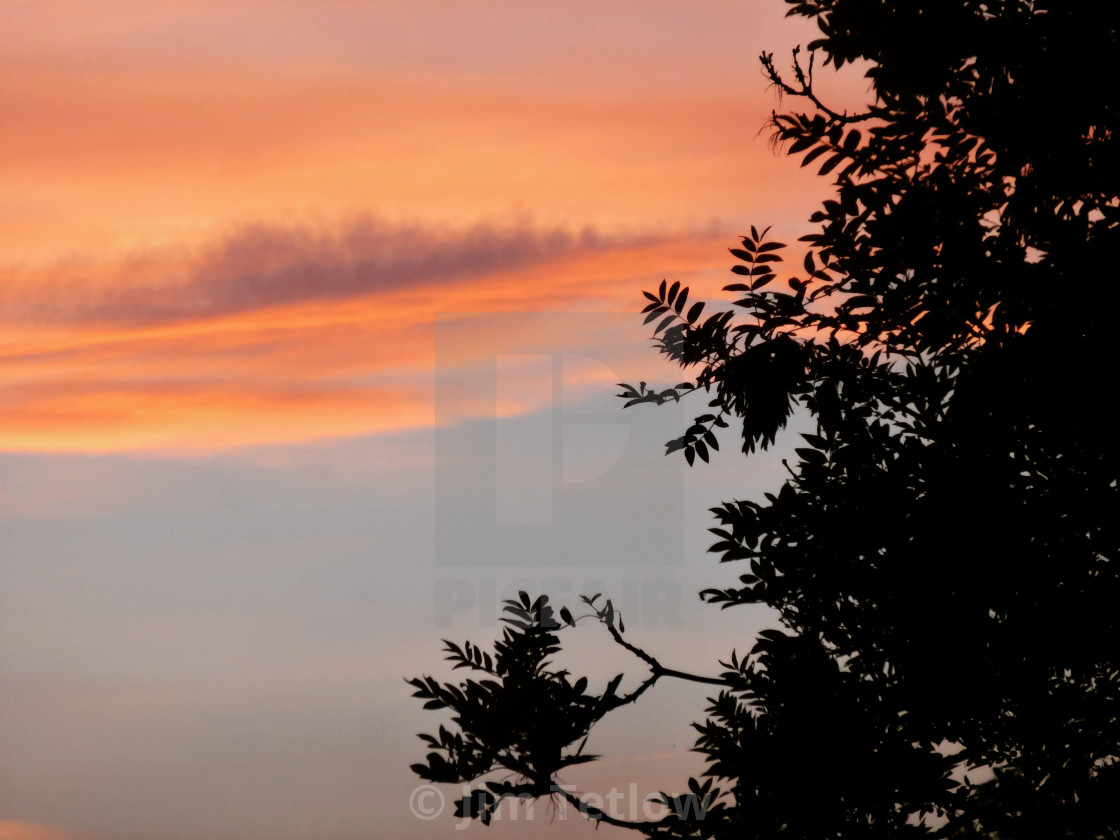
left=409, top=1, right=1120, bottom=836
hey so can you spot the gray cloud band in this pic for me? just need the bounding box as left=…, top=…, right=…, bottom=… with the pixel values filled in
left=2, top=217, right=722, bottom=327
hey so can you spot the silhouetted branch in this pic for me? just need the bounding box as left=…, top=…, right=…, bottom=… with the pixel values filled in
left=574, top=594, right=731, bottom=691
left=605, top=622, right=731, bottom=689
left=761, top=47, right=877, bottom=125
left=555, top=787, right=658, bottom=832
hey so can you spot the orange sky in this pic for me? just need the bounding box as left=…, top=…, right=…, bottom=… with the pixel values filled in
left=0, top=820, right=79, bottom=840
left=0, top=1, right=849, bottom=455
left=1, top=228, right=739, bottom=451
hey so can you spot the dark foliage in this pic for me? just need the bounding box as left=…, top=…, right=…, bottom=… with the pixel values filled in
left=410, top=1, right=1120, bottom=836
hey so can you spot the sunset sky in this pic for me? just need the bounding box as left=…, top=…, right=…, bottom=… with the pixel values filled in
left=1, top=3, right=866, bottom=838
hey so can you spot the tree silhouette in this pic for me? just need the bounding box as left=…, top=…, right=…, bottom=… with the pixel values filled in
left=410, top=1, right=1120, bottom=836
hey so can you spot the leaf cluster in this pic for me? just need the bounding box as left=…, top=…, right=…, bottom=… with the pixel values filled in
left=407, top=594, right=603, bottom=812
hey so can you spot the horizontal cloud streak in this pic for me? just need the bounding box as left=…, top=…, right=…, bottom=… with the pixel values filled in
left=1, top=218, right=731, bottom=452
left=3, top=218, right=718, bottom=328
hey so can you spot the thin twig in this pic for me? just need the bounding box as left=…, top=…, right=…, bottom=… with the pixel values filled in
left=556, top=788, right=661, bottom=832
left=605, top=624, right=730, bottom=688
left=761, top=48, right=878, bottom=125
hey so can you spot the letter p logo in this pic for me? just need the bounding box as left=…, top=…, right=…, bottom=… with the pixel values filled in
left=435, top=312, right=683, bottom=569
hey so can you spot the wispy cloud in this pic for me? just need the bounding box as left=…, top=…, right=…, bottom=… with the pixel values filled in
left=3, top=218, right=697, bottom=328
left=1, top=218, right=729, bottom=452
